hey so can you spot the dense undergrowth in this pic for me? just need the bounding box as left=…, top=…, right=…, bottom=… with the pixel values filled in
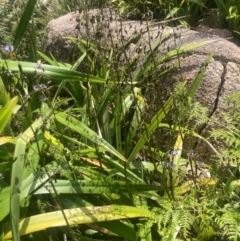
left=0, top=0, right=240, bottom=241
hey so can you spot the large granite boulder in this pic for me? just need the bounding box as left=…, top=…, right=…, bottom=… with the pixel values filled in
left=42, top=8, right=240, bottom=161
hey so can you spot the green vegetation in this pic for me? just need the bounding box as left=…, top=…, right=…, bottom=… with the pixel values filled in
left=0, top=0, right=240, bottom=240
left=110, top=0, right=240, bottom=29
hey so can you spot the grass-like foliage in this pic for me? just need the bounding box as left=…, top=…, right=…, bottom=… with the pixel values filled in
left=0, top=0, right=240, bottom=241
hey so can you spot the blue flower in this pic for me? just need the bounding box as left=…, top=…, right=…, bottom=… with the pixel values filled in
left=147, top=10, right=153, bottom=19
left=3, top=45, right=13, bottom=52
left=33, top=83, right=47, bottom=91
left=33, top=85, right=40, bottom=91
left=36, top=60, right=42, bottom=69
left=39, top=83, right=46, bottom=89
left=188, top=150, right=195, bottom=159
left=171, top=150, right=178, bottom=157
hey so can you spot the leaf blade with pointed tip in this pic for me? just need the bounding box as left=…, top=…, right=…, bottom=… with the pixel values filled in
left=55, top=112, right=128, bottom=163
left=4, top=205, right=151, bottom=239
left=0, top=96, right=18, bottom=133
left=13, top=0, right=37, bottom=48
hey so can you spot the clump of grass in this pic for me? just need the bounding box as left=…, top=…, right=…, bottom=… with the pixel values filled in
left=0, top=1, right=240, bottom=241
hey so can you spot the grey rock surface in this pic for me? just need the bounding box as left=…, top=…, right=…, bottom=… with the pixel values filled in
left=42, top=8, right=240, bottom=159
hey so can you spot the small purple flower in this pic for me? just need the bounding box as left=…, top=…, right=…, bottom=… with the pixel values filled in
left=33, top=84, right=47, bottom=91
left=36, top=60, right=42, bottom=69
left=39, top=83, right=46, bottom=89
left=3, top=45, right=13, bottom=52
left=170, top=150, right=178, bottom=157
left=197, top=58, right=202, bottom=68
left=147, top=10, right=153, bottom=19
left=188, top=150, right=195, bottom=159
left=33, top=85, right=40, bottom=91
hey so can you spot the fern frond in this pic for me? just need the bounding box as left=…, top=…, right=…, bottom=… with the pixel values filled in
left=162, top=209, right=173, bottom=228
left=216, top=209, right=240, bottom=241
left=179, top=209, right=191, bottom=238
left=136, top=218, right=155, bottom=239
left=159, top=208, right=182, bottom=241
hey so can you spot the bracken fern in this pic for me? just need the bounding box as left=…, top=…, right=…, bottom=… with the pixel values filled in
left=216, top=208, right=240, bottom=241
